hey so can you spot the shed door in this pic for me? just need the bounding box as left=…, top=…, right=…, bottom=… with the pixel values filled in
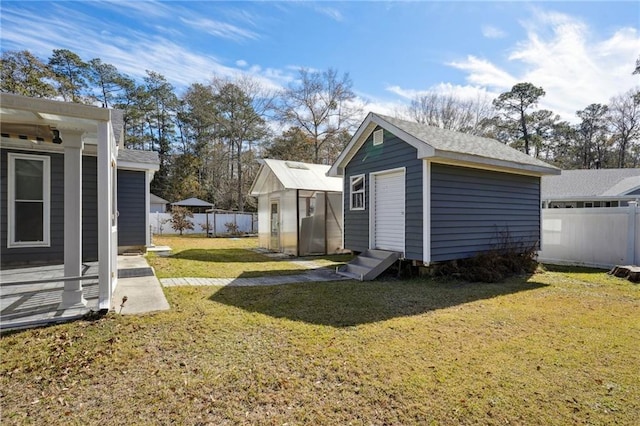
left=372, top=170, right=405, bottom=253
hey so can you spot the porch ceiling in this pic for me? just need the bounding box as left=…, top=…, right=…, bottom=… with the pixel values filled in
left=0, top=94, right=113, bottom=145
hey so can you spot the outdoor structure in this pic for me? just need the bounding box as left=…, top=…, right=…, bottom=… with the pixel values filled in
left=539, top=202, right=639, bottom=268
left=171, top=197, right=213, bottom=214
left=250, top=159, right=343, bottom=256
left=538, top=168, right=640, bottom=268
left=117, top=149, right=160, bottom=253
left=328, top=112, right=560, bottom=268
left=541, top=168, right=640, bottom=208
left=150, top=193, right=169, bottom=213
left=1, top=94, right=120, bottom=311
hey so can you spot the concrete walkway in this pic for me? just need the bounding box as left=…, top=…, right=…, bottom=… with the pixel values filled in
left=161, top=258, right=350, bottom=288
left=113, top=255, right=170, bottom=315
left=160, top=248, right=350, bottom=287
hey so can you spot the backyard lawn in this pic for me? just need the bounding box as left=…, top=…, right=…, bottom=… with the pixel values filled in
left=147, top=235, right=351, bottom=278
left=1, top=237, right=638, bottom=425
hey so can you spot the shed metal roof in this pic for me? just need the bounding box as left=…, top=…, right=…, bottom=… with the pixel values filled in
left=250, top=159, right=343, bottom=196
left=541, top=168, right=640, bottom=200
left=328, top=112, right=560, bottom=177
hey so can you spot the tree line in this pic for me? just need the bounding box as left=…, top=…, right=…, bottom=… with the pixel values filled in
left=2, top=49, right=639, bottom=211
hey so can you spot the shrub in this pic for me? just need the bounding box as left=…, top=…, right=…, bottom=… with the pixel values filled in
left=224, top=222, right=239, bottom=235
left=170, top=206, right=194, bottom=235
left=433, top=229, right=539, bottom=283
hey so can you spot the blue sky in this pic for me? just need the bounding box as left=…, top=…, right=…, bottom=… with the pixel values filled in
left=1, top=1, right=639, bottom=123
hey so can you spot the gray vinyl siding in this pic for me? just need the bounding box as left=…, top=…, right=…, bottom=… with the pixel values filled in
left=0, top=149, right=99, bottom=266
left=117, top=170, right=146, bottom=246
left=82, top=156, right=98, bottom=261
left=430, top=164, right=541, bottom=262
left=343, top=127, right=423, bottom=259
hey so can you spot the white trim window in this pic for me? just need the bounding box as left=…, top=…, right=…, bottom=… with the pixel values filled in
left=7, top=153, right=51, bottom=247
left=350, top=174, right=365, bottom=210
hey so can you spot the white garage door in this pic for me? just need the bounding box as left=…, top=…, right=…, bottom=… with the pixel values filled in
left=372, top=170, right=405, bottom=252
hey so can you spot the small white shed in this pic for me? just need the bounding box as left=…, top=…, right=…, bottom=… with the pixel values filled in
left=150, top=193, right=169, bottom=213
left=249, top=159, right=344, bottom=256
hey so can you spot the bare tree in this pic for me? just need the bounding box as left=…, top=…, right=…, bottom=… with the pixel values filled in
left=405, top=91, right=494, bottom=135
left=275, top=68, right=363, bottom=164
left=607, top=89, right=640, bottom=167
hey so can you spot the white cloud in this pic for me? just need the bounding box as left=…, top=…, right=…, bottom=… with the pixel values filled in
left=315, top=6, right=344, bottom=22
left=236, top=59, right=248, bottom=67
left=482, top=25, right=506, bottom=39
left=0, top=3, right=285, bottom=93
left=448, top=10, right=640, bottom=122
left=448, top=55, right=517, bottom=90
left=180, top=16, right=258, bottom=42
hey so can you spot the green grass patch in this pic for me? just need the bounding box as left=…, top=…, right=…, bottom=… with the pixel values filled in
left=2, top=240, right=639, bottom=425
left=147, top=235, right=337, bottom=278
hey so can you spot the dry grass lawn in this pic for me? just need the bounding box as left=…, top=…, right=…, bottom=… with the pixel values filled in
left=1, top=238, right=639, bottom=425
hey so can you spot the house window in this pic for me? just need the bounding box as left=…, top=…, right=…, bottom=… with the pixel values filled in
left=7, top=153, right=50, bottom=247
left=350, top=174, right=365, bottom=210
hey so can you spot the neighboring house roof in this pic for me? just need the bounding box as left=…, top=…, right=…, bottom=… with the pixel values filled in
left=171, top=197, right=214, bottom=207
left=150, top=193, right=170, bottom=204
left=328, top=112, right=560, bottom=177
left=541, top=168, right=640, bottom=200
left=118, top=149, right=160, bottom=171
left=250, top=159, right=343, bottom=196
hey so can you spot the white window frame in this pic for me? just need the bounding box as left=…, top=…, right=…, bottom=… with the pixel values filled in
left=7, top=152, right=51, bottom=248
left=350, top=174, right=365, bottom=210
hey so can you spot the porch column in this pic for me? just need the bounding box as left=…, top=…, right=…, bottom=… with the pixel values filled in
left=98, top=120, right=116, bottom=311
left=60, top=131, right=87, bottom=309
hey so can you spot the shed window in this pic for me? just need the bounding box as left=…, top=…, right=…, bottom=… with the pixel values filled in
left=7, top=153, right=50, bottom=247
left=350, top=175, right=365, bottom=210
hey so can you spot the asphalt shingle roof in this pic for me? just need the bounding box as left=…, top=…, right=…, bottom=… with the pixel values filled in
left=150, top=193, right=169, bottom=204
left=118, top=149, right=159, bottom=165
left=375, top=113, right=558, bottom=171
left=541, top=168, right=640, bottom=199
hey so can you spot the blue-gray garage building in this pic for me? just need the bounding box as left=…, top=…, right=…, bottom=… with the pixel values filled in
left=328, top=113, right=560, bottom=268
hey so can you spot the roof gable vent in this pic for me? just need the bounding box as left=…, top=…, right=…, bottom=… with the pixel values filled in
left=373, top=129, right=384, bottom=146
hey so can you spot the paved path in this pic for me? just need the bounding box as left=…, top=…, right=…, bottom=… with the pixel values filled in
left=161, top=260, right=350, bottom=288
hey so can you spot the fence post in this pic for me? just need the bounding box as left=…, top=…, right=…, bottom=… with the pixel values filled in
left=627, top=201, right=637, bottom=265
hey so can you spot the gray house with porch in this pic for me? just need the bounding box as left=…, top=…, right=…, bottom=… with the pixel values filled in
left=0, top=94, right=158, bottom=316
left=328, top=113, right=560, bottom=279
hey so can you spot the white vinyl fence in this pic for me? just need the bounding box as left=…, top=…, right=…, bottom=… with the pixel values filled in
left=150, top=211, right=257, bottom=236
left=538, top=202, right=639, bottom=268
